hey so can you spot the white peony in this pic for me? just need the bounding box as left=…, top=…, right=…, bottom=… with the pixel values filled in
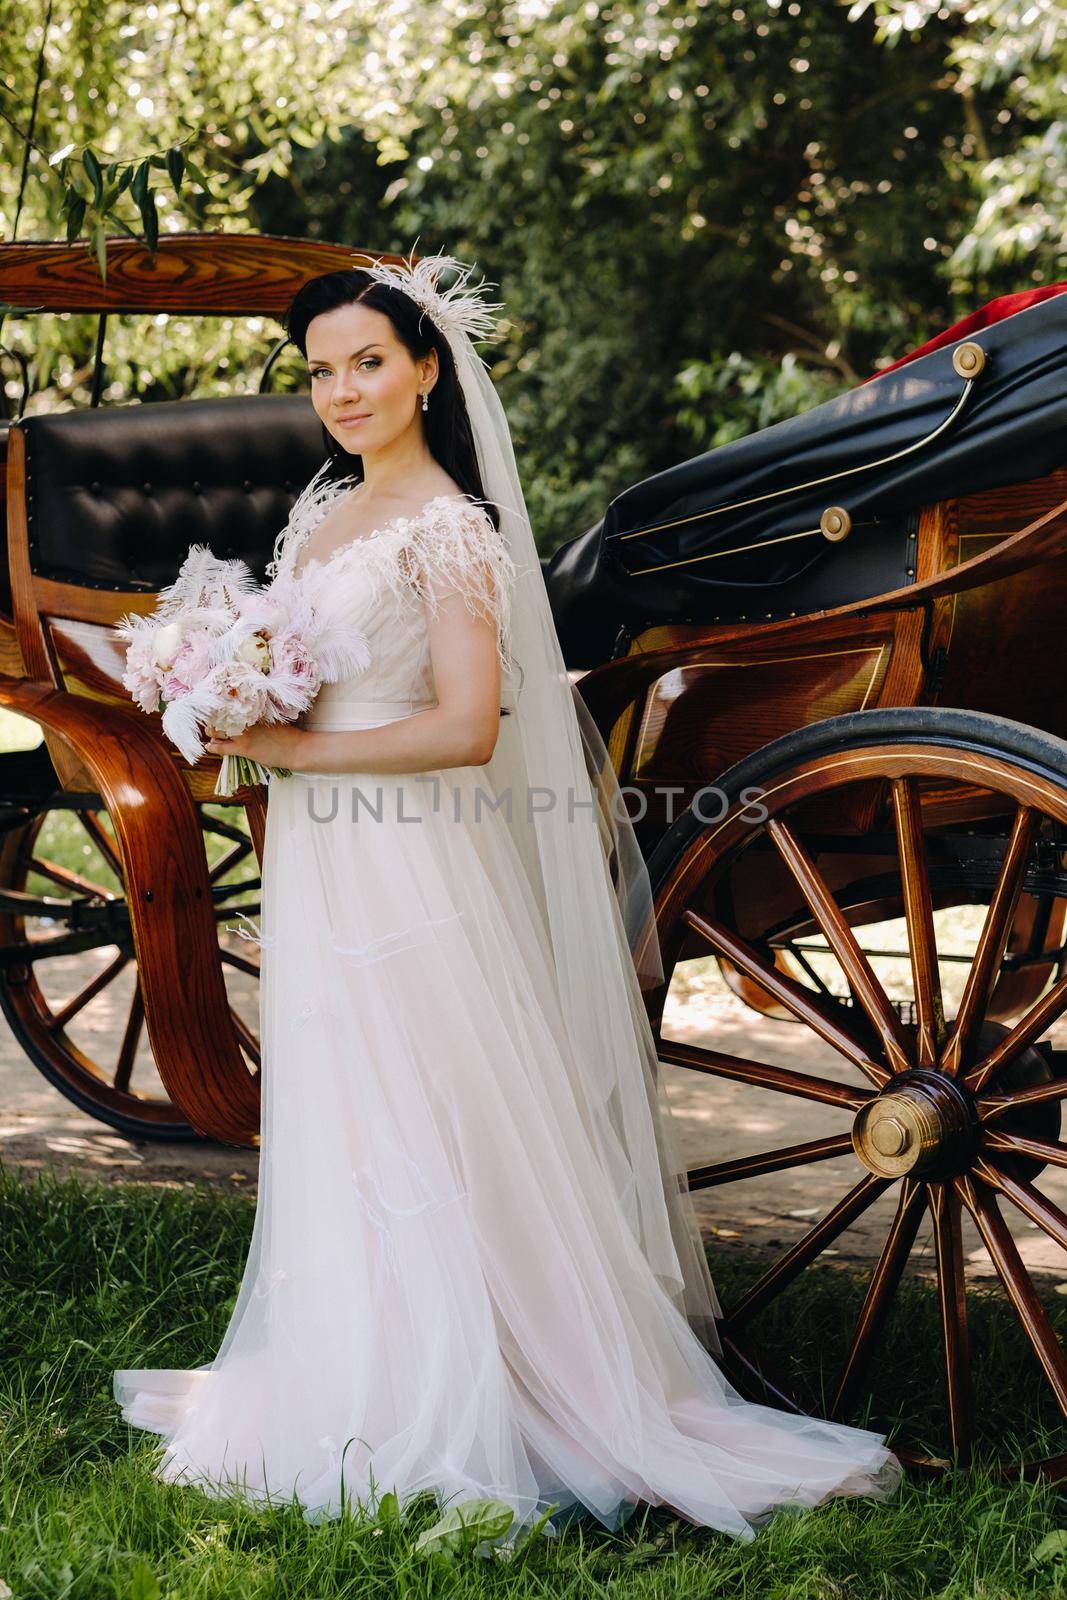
left=150, top=620, right=185, bottom=671
left=235, top=631, right=272, bottom=672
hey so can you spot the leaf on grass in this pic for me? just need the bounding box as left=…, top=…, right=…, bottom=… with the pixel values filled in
left=414, top=1497, right=514, bottom=1560
left=126, top=1556, right=161, bottom=1600
left=510, top=1500, right=561, bottom=1562
left=376, top=1488, right=401, bottom=1528
left=597, top=1532, right=674, bottom=1569
left=1029, top=1530, right=1067, bottom=1568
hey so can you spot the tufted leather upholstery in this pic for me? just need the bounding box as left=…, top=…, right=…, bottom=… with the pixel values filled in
left=16, top=396, right=329, bottom=590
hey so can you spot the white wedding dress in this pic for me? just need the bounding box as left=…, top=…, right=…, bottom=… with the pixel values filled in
left=114, top=472, right=901, bottom=1543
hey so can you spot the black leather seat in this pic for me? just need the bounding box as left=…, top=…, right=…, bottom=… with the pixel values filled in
left=15, top=395, right=328, bottom=591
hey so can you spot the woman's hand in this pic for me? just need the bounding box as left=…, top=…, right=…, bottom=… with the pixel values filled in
left=204, top=722, right=307, bottom=767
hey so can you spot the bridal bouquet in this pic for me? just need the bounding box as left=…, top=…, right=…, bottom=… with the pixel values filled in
left=117, top=547, right=370, bottom=796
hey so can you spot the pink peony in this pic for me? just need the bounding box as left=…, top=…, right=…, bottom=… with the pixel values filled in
left=120, top=540, right=371, bottom=794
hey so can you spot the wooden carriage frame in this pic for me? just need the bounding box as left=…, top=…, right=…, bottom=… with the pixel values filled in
left=0, top=234, right=409, bottom=1145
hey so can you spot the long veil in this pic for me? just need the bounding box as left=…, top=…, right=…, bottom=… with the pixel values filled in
left=357, top=249, right=723, bottom=1352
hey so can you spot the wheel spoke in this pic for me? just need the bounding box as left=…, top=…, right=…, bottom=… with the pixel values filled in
left=24, top=852, right=117, bottom=900
left=114, top=978, right=145, bottom=1093
left=957, top=1173, right=1067, bottom=1420
left=891, top=778, right=945, bottom=1070
left=199, top=810, right=252, bottom=846
left=941, top=806, right=1040, bottom=1077
left=766, top=816, right=909, bottom=1076
left=682, top=908, right=888, bottom=1085
left=207, top=838, right=254, bottom=886
left=967, top=968, right=1067, bottom=1094
left=2, top=928, right=127, bottom=963
left=213, top=893, right=262, bottom=920
left=831, top=1178, right=927, bottom=1419
left=974, top=1155, right=1067, bottom=1253
left=77, top=810, right=125, bottom=882
left=657, top=1036, right=873, bottom=1110
left=220, top=946, right=261, bottom=979
left=780, top=940, right=841, bottom=1002
left=229, top=1006, right=260, bottom=1069
left=50, top=950, right=130, bottom=1030
left=982, top=1129, right=1067, bottom=1170
left=930, top=1181, right=972, bottom=1463
left=724, top=1174, right=892, bottom=1329
left=978, top=1078, right=1067, bottom=1121
left=689, top=1133, right=854, bottom=1191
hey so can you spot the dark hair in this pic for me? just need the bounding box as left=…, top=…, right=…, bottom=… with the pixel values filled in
left=285, top=269, right=499, bottom=530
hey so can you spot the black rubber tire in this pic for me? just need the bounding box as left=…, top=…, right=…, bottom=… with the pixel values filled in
left=646, top=706, right=1067, bottom=895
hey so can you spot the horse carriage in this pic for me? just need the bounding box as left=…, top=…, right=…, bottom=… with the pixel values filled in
left=1, top=235, right=1065, bottom=1482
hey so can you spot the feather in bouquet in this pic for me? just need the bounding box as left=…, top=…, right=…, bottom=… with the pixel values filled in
left=117, top=546, right=370, bottom=796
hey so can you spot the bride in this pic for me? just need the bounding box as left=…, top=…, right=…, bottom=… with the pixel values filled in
left=113, top=247, right=901, bottom=1543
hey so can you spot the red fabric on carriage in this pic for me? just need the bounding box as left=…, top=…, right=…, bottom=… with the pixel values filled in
left=863, top=280, right=1067, bottom=384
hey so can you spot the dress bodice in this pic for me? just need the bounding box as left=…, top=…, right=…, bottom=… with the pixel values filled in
left=265, top=464, right=518, bottom=731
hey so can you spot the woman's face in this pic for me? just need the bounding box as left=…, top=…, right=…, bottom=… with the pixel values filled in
left=304, top=300, right=437, bottom=456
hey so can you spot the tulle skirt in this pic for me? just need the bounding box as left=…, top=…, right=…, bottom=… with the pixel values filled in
left=114, top=704, right=901, bottom=1543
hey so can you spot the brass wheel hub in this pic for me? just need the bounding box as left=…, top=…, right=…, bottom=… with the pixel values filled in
left=853, top=1069, right=976, bottom=1179
left=851, top=1021, right=1060, bottom=1180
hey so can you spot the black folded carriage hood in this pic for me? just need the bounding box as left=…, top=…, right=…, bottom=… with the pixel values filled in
left=544, top=284, right=1067, bottom=668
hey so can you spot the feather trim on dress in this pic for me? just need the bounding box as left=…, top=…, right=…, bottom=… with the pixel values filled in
left=265, top=461, right=359, bottom=584
left=270, top=475, right=518, bottom=678
left=398, top=500, right=517, bottom=678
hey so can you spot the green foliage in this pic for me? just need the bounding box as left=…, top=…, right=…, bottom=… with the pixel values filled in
left=272, top=0, right=980, bottom=544
left=851, top=0, right=1067, bottom=288
left=0, top=0, right=1061, bottom=550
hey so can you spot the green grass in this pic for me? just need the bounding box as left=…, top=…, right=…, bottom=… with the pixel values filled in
left=2, top=1164, right=1066, bottom=1598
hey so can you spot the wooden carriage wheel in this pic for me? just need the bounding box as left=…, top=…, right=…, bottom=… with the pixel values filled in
left=0, top=790, right=262, bottom=1139
left=646, top=707, right=1067, bottom=1479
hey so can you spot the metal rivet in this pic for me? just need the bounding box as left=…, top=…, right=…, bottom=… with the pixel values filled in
left=820, top=505, right=852, bottom=542
left=952, top=340, right=986, bottom=378
left=142, top=482, right=153, bottom=495
left=143, top=889, right=153, bottom=901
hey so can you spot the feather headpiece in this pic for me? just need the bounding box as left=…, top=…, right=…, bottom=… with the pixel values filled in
left=351, top=240, right=505, bottom=345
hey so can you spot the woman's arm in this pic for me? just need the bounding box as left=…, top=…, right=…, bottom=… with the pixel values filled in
left=206, top=591, right=502, bottom=775
left=296, top=590, right=501, bottom=773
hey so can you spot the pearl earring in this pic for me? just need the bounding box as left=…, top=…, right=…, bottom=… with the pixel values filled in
left=421, top=391, right=429, bottom=412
